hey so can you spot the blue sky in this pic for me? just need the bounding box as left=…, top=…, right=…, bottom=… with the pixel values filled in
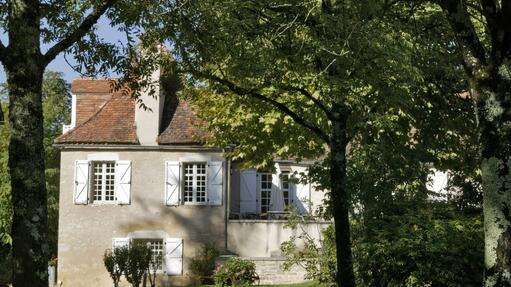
left=0, top=17, right=125, bottom=83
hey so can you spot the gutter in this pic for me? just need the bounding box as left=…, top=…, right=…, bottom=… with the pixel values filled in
left=223, top=144, right=236, bottom=252
left=53, top=144, right=223, bottom=152
left=225, top=156, right=231, bottom=251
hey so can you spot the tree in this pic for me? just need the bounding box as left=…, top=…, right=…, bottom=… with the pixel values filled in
left=41, top=71, right=70, bottom=258
left=0, top=71, right=70, bottom=283
left=0, top=1, right=166, bottom=285
left=164, top=1, right=447, bottom=285
left=389, top=1, right=511, bottom=284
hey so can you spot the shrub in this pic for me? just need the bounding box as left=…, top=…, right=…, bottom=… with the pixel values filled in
left=104, top=246, right=129, bottom=287
left=214, top=257, right=258, bottom=286
left=103, top=243, right=159, bottom=287
left=189, top=243, right=219, bottom=284
left=281, top=225, right=336, bottom=287
left=124, top=244, right=152, bottom=287
left=281, top=203, right=484, bottom=287
left=352, top=204, right=484, bottom=287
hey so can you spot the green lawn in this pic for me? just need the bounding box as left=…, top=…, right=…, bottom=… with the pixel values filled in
left=199, top=282, right=318, bottom=287
left=258, top=282, right=317, bottom=287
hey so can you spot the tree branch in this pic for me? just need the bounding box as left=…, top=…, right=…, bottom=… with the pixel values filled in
left=42, top=0, right=117, bottom=65
left=277, top=84, right=334, bottom=120
left=0, top=101, right=4, bottom=124
left=501, top=0, right=511, bottom=59
left=0, top=39, right=7, bottom=62
left=435, top=0, right=487, bottom=77
left=192, top=70, right=331, bottom=143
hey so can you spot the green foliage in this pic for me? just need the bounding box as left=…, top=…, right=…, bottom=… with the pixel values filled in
left=42, top=71, right=71, bottom=259
left=165, top=2, right=481, bottom=286
left=190, top=243, right=220, bottom=284
left=214, top=257, right=258, bottom=286
left=353, top=203, right=483, bottom=286
left=281, top=224, right=336, bottom=287
left=0, top=99, right=11, bottom=285
left=104, top=247, right=129, bottom=287
left=0, top=101, right=10, bottom=245
left=281, top=202, right=483, bottom=287
left=168, top=0, right=435, bottom=168
left=124, top=244, right=152, bottom=287
left=103, top=244, right=160, bottom=287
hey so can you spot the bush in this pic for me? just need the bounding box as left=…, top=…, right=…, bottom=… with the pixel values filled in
left=352, top=204, right=484, bottom=287
left=103, top=243, right=159, bottom=287
left=124, top=244, right=152, bottom=287
left=281, top=225, right=336, bottom=287
left=189, top=243, right=219, bottom=284
left=104, top=246, right=129, bottom=287
left=214, top=257, right=258, bottom=286
left=281, top=203, right=484, bottom=287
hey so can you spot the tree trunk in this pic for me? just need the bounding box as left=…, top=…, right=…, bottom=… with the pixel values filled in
left=330, top=115, right=356, bottom=287
left=5, top=1, right=49, bottom=286
left=472, top=76, right=511, bottom=286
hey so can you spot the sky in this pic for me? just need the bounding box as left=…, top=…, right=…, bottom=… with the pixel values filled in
left=0, top=17, right=125, bottom=83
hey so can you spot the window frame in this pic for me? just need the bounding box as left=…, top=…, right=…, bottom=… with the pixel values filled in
left=259, top=172, right=273, bottom=214
left=280, top=172, right=291, bottom=207
left=90, top=161, right=117, bottom=204
left=182, top=162, right=208, bottom=205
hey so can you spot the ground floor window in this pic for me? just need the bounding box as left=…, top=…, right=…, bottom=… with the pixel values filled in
left=134, top=239, right=164, bottom=271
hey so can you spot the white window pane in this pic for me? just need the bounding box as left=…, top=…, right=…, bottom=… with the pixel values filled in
left=183, top=163, right=208, bottom=203
left=92, top=161, right=116, bottom=203
left=260, top=173, right=272, bottom=213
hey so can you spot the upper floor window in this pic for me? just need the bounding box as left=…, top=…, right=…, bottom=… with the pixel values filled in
left=92, top=161, right=116, bottom=203
left=183, top=163, right=207, bottom=204
left=260, top=173, right=272, bottom=214
left=281, top=172, right=290, bottom=206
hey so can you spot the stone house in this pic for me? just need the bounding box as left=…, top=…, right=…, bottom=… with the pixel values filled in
left=54, top=72, right=328, bottom=287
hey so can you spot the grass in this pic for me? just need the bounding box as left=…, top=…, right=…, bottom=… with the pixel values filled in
left=199, top=282, right=318, bottom=287
left=258, top=282, right=317, bottom=287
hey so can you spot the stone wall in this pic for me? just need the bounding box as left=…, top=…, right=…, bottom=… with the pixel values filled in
left=227, top=220, right=330, bottom=284
left=228, top=220, right=330, bottom=257
left=249, top=257, right=307, bottom=285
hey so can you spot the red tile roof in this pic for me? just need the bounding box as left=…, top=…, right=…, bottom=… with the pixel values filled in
left=55, top=91, right=138, bottom=145
left=158, top=100, right=208, bottom=145
left=57, top=78, right=209, bottom=146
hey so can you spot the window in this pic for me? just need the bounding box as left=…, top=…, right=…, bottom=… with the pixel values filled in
left=92, top=161, right=116, bottom=203
left=134, top=239, right=164, bottom=271
left=281, top=172, right=290, bottom=206
left=260, top=173, right=272, bottom=214
left=183, top=163, right=207, bottom=204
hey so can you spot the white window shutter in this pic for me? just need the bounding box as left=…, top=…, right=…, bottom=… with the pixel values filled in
left=294, top=176, right=311, bottom=214
left=240, top=169, right=257, bottom=214
left=112, top=237, right=130, bottom=250
left=165, top=238, right=183, bottom=275
left=74, top=160, right=90, bottom=205
left=207, top=161, right=223, bottom=205
left=270, top=173, right=284, bottom=212
left=165, top=161, right=181, bottom=206
left=115, top=161, right=132, bottom=205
